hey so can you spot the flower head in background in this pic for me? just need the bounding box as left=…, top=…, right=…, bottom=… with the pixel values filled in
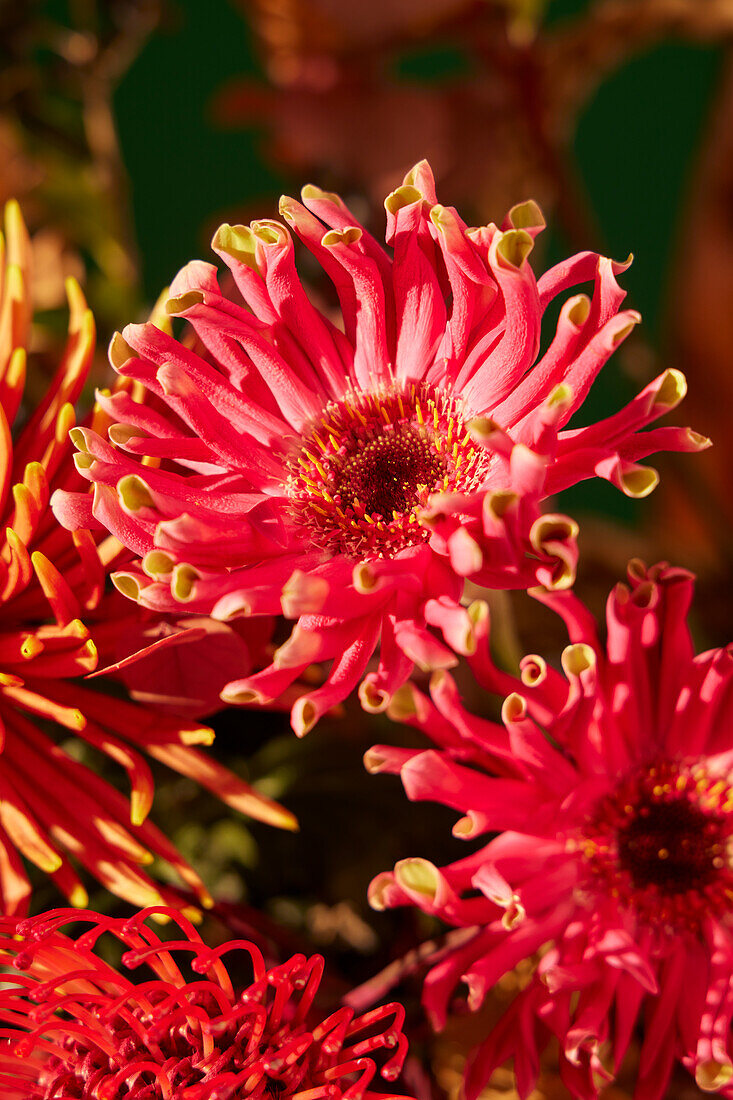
left=52, top=161, right=704, bottom=733
left=0, top=201, right=296, bottom=915
left=368, top=564, right=733, bottom=1099
left=0, top=906, right=411, bottom=1100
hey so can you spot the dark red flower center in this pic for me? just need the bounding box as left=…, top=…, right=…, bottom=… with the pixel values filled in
left=287, top=382, right=489, bottom=559
left=579, top=760, right=733, bottom=931
left=332, top=424, right=446, bottom=519
left=617, top=797, right=723, bottom=893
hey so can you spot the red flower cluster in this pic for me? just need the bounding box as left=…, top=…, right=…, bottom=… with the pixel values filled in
left=0, top=907, right=411, bottom=1100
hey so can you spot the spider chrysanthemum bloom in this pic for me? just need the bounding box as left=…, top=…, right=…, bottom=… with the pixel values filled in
left=0, top=906, right=411, bottom=1100
left=0, top=202, right=295, bottom=915
left=367, top=564, right=733, bottom=1099
left=52, top=161, right=705, bottom=733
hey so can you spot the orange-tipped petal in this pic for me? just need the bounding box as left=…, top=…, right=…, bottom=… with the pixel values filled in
left=147, top=742, right=299, bottom=832
left=30, top=551, right=82, bottom=626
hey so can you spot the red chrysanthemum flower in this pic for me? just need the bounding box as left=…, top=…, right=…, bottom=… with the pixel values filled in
left=0, top=202, right=296, bottom=914
left=52, top=161, right=705, bottom=734
left=367, top=563, right=733, bottom=1099
left=0, top=906, right=411, bottom=1100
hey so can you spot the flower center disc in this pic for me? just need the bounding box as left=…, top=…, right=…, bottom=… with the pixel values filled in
left=332, top=426, right=444, bottom=519
left=579, top=761, right=733, bottom=931
left=617, top=798, right=720, bottom=892
left=287, top=383, right=489, bottom=559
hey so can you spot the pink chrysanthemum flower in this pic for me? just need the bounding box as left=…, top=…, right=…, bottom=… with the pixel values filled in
left=0, top=202, right=295, bottom=914
left=367, top=563, right=733, bottom=1099
left=52, top=161, right=705, bottom=733
left=0, top=906, right=411, bottom=1100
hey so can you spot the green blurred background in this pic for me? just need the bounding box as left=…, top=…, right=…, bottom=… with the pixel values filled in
left=112, top=0, right=723, bottom=334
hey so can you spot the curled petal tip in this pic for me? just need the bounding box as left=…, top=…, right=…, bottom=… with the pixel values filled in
left=619, top=464, right=659, bottom=498
left=611, top=313, right=641, bottom=346
left=386, top=683, right=419, bottom=722
left=520, top=654, right=547, bottom=686
left=496, top=228, right=534, bottom=269
left=696, top=1060, right=733, bottom=1091
left=688, top=429, right=712, bottom=450
left=530, top=513, right=579, bottom=547
left=212, top=222, right=258, bottom=266
left=301, top=183, right=340, bottom=204
left=112, top=572, right=143, bottom=602
left=109, top=330, right=137, bottom=369
left=561, top=642, right=596, bottom=677
left=166, top=289, right=204, bottom=314
left=363, top=747, right=387, bottom=773
left=69, top=426, right=90, bottom=453
left=321, top=226, right=362, bottom=248
left=506, top=198, right=546, bottom=232
left=653, top=368, right=687, bottom=410
left=359, top=680, right=390, bottom=714
left=291, top=696, right=318, bottom=737
left=394, top=857, right=440, bottom=901
left=220, top=679, right=263, bottom=705
left=142, top=550, right=174, bottom=579
left=452, top=815, right=481, bottom=839
left=467, top=416, right=503, bottom=444
left=278, top=194, right=297, bottom=219
left=384, top=185, right=422, bottom=215
left=251, top=219, right=288, bottom=247
left=566, top=293, right=591, bottom=327
left=486, top=490, right=519, bottom=520
left=502, top=692, right=527, bottom=723
left=117, top=474, right=154, bottom=512
left=171, top=563, right=200, bottom=602
left=367, top=873, right=394, bottom=911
